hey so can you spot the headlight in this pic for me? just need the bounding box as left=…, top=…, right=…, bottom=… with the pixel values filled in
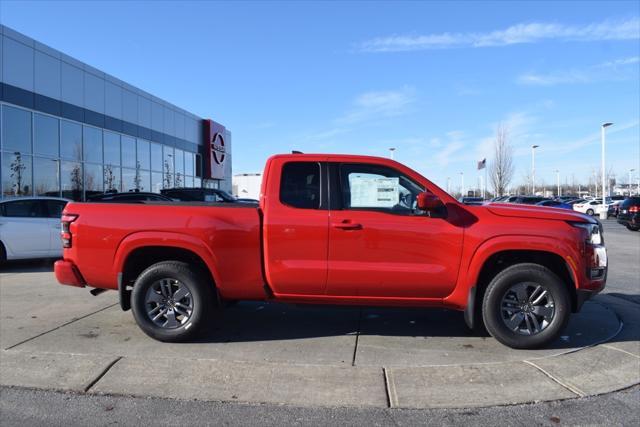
left=570, top=222, right=603, bottom=245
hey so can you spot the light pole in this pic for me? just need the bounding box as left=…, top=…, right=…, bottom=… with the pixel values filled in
left=630, top=169, right=636, bottom=196
left=446, top=176, right=451, bottom=194
left=600, top=123, right=613, bottom=219
left=531, top=145, right=539, bottom=195
left=555, top=169, right=560, bottom=197
left=460, top=172, right=464, bottom=198
left=388, top=148, right=396, bottom=160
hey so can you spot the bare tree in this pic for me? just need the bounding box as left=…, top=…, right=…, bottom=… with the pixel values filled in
left=489, top=125, right=515, bottom=196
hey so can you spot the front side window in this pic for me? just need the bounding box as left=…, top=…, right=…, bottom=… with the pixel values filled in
left=339, top=163, right=424, bottom=215
left=280, top=162, right=321, bottom=209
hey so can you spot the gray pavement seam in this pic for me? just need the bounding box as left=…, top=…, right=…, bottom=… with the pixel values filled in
left=4, top=303, right=119, bottom=351
left=601, top=344, right=640, bottom=359
left=351, top=308, right=362, bottom=367
left=522, top=360, right=586, bottom=397
left=83, top=356, right=123, bottom=392
left=383, top=367, right=397, bottom=408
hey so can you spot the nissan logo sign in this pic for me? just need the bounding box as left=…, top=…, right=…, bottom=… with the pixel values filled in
left=211, top=133, right=225, bottom=165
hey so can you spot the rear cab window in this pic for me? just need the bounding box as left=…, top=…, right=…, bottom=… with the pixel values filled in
left=279, top=162, right=321, bottom=209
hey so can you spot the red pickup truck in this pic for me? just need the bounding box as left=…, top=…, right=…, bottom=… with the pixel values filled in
left=55, top=154, right=607, bottom=349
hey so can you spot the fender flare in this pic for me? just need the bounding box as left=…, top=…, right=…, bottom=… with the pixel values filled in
left=113, top=231, right=223, bottom=309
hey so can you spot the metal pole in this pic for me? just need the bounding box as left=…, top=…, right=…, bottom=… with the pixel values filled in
left=447, top=177, right=451, bottom=194
left=600, top=123, right=612, bottom=219
left=389, top=148, right=395, bottom=160
left=460, top=172, right=464, bottom=197
left=630, top=169, right=635, bottom=196
left=556, top=169, right=560, bottom=197
left=532, top=146, right=535, bottom=194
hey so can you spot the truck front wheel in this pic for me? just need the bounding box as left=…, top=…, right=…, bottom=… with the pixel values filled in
left=131, top=261, right=214, bottom=342
left=482, top=263, right=570, bottom=349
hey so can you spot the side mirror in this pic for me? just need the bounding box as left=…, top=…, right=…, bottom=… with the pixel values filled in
left=417, top=192, right=443, bottom=212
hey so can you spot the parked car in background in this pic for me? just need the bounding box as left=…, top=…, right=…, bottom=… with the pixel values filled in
left=536, top=200, right=573, bottom=210
left=87, top=192, right=174, bottom=203
left=567, top=199, right=587, bottom=206
left=506, top=196, right=550, bottom=205
left=459, top=197, right=485, bottom=205
left=0, top=197, right=70, bottom=262
left=161, top=188, right=257, bottom=204
left=617, top=197, right=640, bottom=231
left=573, top=199, right=614, bottom=216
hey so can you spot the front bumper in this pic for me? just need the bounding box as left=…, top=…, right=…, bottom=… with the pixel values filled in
left=54, top=260, right=86, bottom=288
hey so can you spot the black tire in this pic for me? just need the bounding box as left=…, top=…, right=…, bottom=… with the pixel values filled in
left=131, top=261, right=215, bottom=342
left=626, top=224, right=640, bottom=231
left=482, top=263, right=570, bottom=349
left=0, top=241, right=6, bottom=264
left=586, top=209, right=594, bottom=216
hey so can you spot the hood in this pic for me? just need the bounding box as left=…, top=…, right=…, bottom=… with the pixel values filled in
left=486, top=203, right=596, bottom=223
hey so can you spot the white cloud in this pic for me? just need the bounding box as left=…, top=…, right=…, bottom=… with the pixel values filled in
left=336, top=86, right=416, bottom=124
left=517, top=55, right=639, bottom=86
left=357, top=17, right=639, bottom=52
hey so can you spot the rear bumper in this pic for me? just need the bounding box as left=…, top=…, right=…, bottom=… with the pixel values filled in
left=54, top=260, right=86, bottom=288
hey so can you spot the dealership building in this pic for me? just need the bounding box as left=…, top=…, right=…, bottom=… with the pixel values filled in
left=0, top=24, right=231, bottom=201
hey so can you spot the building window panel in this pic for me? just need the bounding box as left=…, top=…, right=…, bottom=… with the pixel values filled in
left=103, top=164, right=121, bottom=192
left=84, top=163, right=103, bottom=195
left=121, top=135, right=136, bottom=169
left=104, top=131, right=121, bottom=167
left=174, top=149, right=185, bottom=175
left=34, top=114, right=59, bottom=157
left=2, top=37, right=34, bottom=91
left=84, top=72, right=105, bottom=114
left=61, top=161, right=82, bottom=201
left=2, top=152, right=33, bottom=197
left=61, top=62, right=84, bottom=106
left=60, top=120, right=82, bottom=161
left=2, top=105, right=32, bottom=154
left=185, top=152, right=195, bottom=176
left=83, top=126, right=103, bottom=163
left=151, top=171, right=162, bottom=193
left=150, top=142, right=162, bottom=172
left=35, top=51, right=62, bottom=100
left=33, top=157, right=60, bottom=196
left=136, top=139, right=150, bottom=170
left=163, top=145, right=174, bottom=188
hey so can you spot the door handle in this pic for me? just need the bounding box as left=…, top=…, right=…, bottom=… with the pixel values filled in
left=331, top=221, right=363, bottom=230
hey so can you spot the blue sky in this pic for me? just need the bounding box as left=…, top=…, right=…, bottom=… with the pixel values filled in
left=1, top=0, right=639, bottom=192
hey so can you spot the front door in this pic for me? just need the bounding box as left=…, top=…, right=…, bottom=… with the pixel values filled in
left=327, top=162, right=464, bottom=299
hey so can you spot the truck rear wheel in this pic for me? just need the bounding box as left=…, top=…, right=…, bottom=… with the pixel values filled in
left=131, top=261, right=214, bottom=342
left=482, top=263, right=570, bottom=349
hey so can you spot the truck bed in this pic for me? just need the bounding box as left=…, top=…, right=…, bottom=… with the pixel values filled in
left=63, top=201, right=265, bottom=299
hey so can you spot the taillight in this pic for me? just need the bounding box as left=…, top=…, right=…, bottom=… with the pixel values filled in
left=630, top=206, right=639, bottom=213
left=61, top=214, right=78, bottom=248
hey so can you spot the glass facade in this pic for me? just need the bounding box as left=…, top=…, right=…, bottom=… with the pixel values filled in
left=0, top=24, right=229, bottom=200
left=1, top=103, right=199, bottom=200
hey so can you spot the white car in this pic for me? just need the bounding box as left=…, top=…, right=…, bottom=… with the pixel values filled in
left=572, top=199, right=613, bottom=216
left=0, top=197, right=70, bottom=262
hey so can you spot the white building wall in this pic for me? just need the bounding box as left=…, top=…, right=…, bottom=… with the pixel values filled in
left=232, top=173, right=262, bottom=200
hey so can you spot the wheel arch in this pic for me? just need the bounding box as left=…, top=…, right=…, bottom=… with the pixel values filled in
left=114, top=232, right=221, bottom=311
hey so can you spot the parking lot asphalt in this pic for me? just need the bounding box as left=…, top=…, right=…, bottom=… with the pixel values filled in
left=0, top=219, right=638, bottom=411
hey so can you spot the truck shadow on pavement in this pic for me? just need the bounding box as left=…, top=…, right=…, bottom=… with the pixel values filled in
left=0, top=259, right=56, bottom=273
left=188, top=298, right=632, bottom=352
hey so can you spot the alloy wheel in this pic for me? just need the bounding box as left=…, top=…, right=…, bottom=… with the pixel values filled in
left=500, top=282, right=555, bottom=336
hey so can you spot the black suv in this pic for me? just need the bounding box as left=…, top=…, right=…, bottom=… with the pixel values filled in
left=87, top=192, right=174, bottom=203
left=617, top=197, right=640, bottom=231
